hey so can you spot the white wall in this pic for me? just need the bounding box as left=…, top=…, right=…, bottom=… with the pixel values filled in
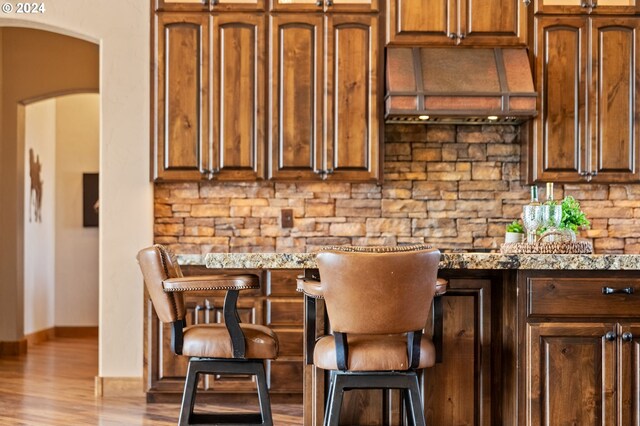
left=23, top=99, right=56, bottom=335
left=1, top=1, right=152, bottom=377
left=55, top=94, right=99, bottom=327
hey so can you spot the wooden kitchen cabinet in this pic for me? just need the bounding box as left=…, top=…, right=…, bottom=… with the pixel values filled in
left=519, top=271, right=640, bottom=426
left=386, top=0, right=527, bottom=45
left=534, top=0, right=640, bottom=15
left=153, top=12, right=266, bottom=181
left=269, top=14, right=381, bottom=181
left=270, top=0, right=377, bottom=13
left=156, top=0, right=265, bottom=11
left=144, top=268, right=304, bottom=401
left=530, top=16, right=640, bottom=183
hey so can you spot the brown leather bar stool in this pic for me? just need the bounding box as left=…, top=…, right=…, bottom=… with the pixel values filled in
left=300, top=244, right=441, bottom=426
left=137, top=245, right=278, bottom=426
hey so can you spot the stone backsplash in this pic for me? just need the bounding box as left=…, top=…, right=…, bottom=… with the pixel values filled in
left=155, top=124, right=640, bottom=254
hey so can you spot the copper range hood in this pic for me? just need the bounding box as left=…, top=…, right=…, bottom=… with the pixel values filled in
left=385, top=47, right=537, bottom=125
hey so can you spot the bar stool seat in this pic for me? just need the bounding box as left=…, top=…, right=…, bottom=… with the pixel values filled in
left=182, top=324, right=278, bottom=359
left=314, top=333, right=436, bottom=371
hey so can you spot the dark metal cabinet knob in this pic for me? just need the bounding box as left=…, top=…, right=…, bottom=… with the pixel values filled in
left=622, top=332, right=633, bottom=342
left=580, top=1, right=589, bottom=6
left=448, top=33, right=457, bottom=39
left=316, top=0, right=323, bottom=5
left=605, top=331, right=616, bottom=342
left=326, top=0, right=333, bottom=5
left=523, top=0, right=531, bottom=5
left=458, top=33, right=466, bottom=39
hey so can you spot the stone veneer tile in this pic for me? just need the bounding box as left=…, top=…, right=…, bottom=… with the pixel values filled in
left=155, top=124, right=640, bottom=254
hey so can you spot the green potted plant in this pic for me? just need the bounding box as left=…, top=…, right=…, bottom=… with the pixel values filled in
left=505, top=220, right=525, bottom=243
left=559, top=195, right=590, bottom=236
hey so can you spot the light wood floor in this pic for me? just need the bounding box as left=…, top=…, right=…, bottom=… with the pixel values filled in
left=0, top=337, right=303, bottom=425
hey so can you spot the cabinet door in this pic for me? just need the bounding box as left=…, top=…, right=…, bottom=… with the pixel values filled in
left=534, top=0, right=640, bottom=15
left=459, top=0, right=527, bottom=45
left=387, top=0, right=455, bottom=45
left=269, top=14, right=324, bottom=180
left=589, top=18, right=640, bottom=183
left=154, top=13, right=209, bottom=181
left=619, top=324, right=640, bottom=426
left=210, top=14, right=266, bottom=181
left=526, top=323, right=617, bottom=426
left=532, top=17, right=588, bottom=182
left=325, top=14, right=380, bottom=181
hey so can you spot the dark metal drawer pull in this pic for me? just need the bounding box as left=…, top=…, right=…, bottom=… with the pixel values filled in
left=602, top=286, right=634, bottom=295
left=622, top=332, right=633, bottom=342
left=605, top=331, right=616, bottom=341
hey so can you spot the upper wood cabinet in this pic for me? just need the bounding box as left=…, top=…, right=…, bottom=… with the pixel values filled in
left=387, top=0, right=527, bottom=46
left=153, top=13, right=266, bottom=181
left=534, top=0, right=640, bottom=15
left=269, top=14, right=381, bottom=181
left=154, top=13, right=209, bottom=181
left=270, top=0, right=377, bottom=13
left=156, top=0, right=265, bottom=11
left=531, top=16, right=640, bottom=183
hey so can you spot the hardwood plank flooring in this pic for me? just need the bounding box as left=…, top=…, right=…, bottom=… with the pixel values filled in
left=0, top=337, right=303, bottom=425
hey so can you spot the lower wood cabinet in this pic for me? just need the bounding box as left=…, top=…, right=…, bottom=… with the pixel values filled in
left=144, top=267, right=304, bottom=402
left=519, top=271, right=640, bottom=426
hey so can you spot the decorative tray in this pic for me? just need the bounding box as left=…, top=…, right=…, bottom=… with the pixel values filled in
left=500, top=240, right=593, bottom=254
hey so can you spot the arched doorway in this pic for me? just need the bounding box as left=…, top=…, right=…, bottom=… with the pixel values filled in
left=0, top=27, right=98, bottom=353
left=22, top=93, right=100, bottom=341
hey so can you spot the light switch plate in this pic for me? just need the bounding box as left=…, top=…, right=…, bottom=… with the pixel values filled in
left=281, top=209, right=294, bottom=228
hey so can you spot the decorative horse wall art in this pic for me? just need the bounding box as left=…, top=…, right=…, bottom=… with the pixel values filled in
left=28, top=148, right=43, bottom=223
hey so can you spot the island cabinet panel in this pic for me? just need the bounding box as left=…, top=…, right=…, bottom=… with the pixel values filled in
left=531, top=16, right=640, bottom=183
left=387, top=0, right=527, bottom=45
left=154, top=13, right=209, bottom=181
left=519, top=271, right=640, bottom=426
left=620, top=324, right=640, bottom=426
left=144, top=268, right=304, bottom=402
left=526, top=323, right=617, bottom=426
left=423, top=278, right=493, bottom=426
left=153, top=12, right=266, bottom=182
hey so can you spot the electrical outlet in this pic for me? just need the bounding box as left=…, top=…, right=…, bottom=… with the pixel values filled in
left=281, top=209, right=294, bottom=228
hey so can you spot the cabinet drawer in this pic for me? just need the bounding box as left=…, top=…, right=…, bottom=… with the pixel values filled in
left=528, top=278, right=640, bottom=318
left=266, top=299, right=304, bottom=326
left=267, top=360, right=303, bottom=393
left=266, top=270, right=303, bottom=296
left=273, top=328, right=303, bottom=357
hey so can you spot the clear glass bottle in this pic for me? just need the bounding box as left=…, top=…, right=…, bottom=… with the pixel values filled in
left=545, top=182, right=554, bottom=205
left=530, top=185, right=540, bottom=206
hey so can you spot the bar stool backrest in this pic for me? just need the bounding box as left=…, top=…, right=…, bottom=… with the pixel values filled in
left=316, top=245, right=440, bottom=335
left=137, top=244, right=186, bottom=323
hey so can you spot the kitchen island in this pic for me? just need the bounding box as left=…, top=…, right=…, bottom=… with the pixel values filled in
left=152, top=252, right=640, bottom=425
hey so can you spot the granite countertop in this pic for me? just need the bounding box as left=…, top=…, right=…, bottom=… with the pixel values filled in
left=175, top=252, right=640, bottom=270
